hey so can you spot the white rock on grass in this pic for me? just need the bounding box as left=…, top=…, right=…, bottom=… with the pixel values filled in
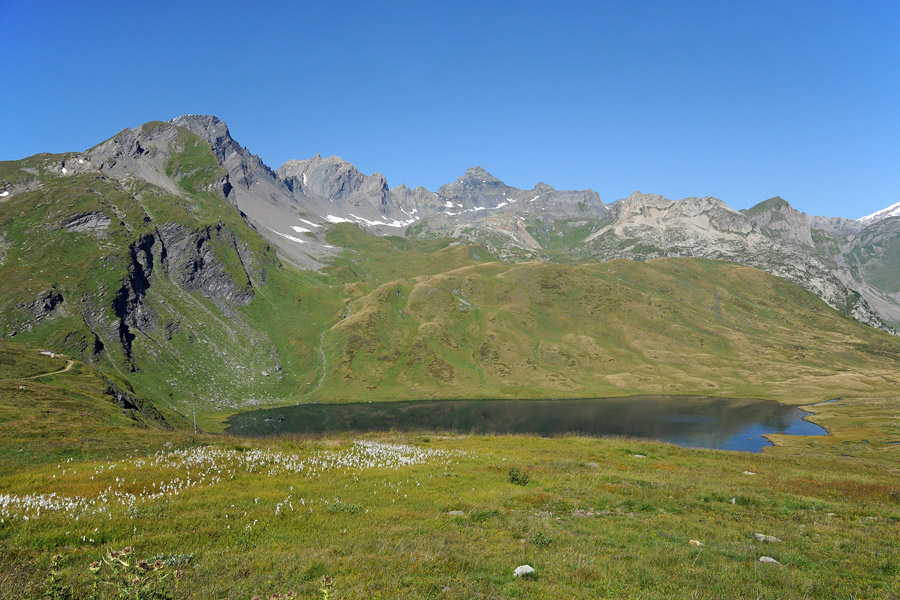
left=753, top=533, right=781, bottom=543
left=759, top=556, right=780, bottom=564
left=447, top=510, right=465, bottom=516
left=513, top=565, right=535, bottom=578
left=743, top=471, right=757, bottom=475
left=689, top=539, right=704, bottom=547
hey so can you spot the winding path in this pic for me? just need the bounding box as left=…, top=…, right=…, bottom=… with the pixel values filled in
left=25, top=358, right=75, bottom=379
left=311, top=330, right=328, bottom=394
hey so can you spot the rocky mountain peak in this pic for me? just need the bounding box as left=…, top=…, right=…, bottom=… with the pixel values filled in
left=169, top=115, right=233, bottom=156
left=456, top=166, right=503, bottom=186
left=86, top=121, right=191, bottom=196
left=741, top=196, right=815, bottom=246
left=277, top=155, right=388, bottom=201
left=615, top=192, right=673, bottom=216
left=673, top=196, right=739, bottom=215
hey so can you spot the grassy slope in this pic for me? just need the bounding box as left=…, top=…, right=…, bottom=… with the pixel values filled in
left=0, top=127, right=343, bottom=418
left=307, top=228, right=900, bottom=405
left=4, top=138, right=900, bottom=415
left=0, top=341, right=187, bottom=468
left=525, top=216, right=606, bottom=253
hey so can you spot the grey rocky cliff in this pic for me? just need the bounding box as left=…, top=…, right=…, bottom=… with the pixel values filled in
left=79, top=222, right=263, bottom=368
left=169, top=116, right=335, bottom=270
left=113, top=234, right=156, bottom=367
left=63, top=211, right=112, bottom=233
left=280, top=155, right=389, bottom=207
left=88, top=122, right=185, bottom=196
left=157, top=222, right=257, bottom=309
left=8, top=289, right=65, bottom=334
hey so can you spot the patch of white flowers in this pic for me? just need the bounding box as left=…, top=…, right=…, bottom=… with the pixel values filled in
left=0, top=442, right=465, bottom=522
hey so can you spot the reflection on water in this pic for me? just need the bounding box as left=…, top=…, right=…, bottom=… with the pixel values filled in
left=226, top=396, right=826, bottom=452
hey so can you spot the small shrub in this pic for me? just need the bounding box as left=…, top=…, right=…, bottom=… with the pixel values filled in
left=469, top=508, right=500, bottom=523
left=325, top=500, right=361, bottom=514
left=531, top=531, right=553, bottom=547
left=88, top=546, right=182, bottom=600
left=43, top=553, right=72, bottom=600
left=508, top=466, right=530, bottom=486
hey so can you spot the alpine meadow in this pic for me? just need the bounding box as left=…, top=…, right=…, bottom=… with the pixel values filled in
left=3, top=3, right=900, bottom=598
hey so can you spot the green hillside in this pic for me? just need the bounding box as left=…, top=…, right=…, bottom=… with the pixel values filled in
left=2, top=123, right=900, bottom=420
left=3, top=143, right=900, bottom=418
left=310, top=229, right=900, bottom=404
left=2, top=342, right=900, bottom=598
left=0, top=125, right=339, bottom=415
left=0, top=340, right=187, bottom=468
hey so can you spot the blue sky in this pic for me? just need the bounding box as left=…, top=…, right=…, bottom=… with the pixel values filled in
left=2, top=1, right=897, bottom=218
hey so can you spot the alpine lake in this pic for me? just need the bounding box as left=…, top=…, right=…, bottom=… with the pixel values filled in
left=226, top=395, right=827, bottom=452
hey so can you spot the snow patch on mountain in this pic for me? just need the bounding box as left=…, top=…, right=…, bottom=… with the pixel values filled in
left=859, top=201, right=900, bottom=225
left=274, top=232, right=308, bottom=244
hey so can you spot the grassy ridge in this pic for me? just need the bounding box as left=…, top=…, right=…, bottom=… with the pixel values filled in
left=309, top=234, right=900, bottom=404
left=0, top=341, right=186, bottom=469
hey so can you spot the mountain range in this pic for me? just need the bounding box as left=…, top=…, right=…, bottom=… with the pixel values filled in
left=162, top=115, right=900, bottom=333
left=1, top=115, right=899, bottom=412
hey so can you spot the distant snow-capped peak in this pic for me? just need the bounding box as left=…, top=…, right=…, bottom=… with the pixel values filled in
left=858, top=201, right=900, bottom=225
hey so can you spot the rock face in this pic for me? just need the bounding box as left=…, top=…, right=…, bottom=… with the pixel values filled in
left=0, top=119, right=287, bottom=409
left=63, top=212, right=112, bottom=233
left=157, top=222, right=256, bottom=309
left=113, top=234, right=156, bottom=367
left=169, top=115, right=334, bottom=270
left=88, top=121, right=186, bottom=196
left=14, top=289, right=64, bottom=331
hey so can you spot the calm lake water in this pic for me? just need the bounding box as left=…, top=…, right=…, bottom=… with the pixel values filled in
left=226, top=396, right=826, bottom=452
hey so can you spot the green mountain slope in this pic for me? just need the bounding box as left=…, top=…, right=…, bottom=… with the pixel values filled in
left=2, top=121, right=900, bottom=416
left=0, top=123, right=339, bottom=413
left=0, top=340, right=186, bottom=467
left=310, top=240, right=900, bottom=403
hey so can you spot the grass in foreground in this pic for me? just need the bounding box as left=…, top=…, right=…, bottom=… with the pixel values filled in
left=2, top=385, right=900, bottom=598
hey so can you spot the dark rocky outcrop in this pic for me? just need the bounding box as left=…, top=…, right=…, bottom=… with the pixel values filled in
left=103, top=377, right=173, bottom=429
left=12, top=289, right=65, bottom=332
left=157, top=222, right=256, bottom=308
left=63, top=211, right=112, bottom=233
left=77, top=220, right=261, bottom=368
left=113, top=234, right=156, bottom=367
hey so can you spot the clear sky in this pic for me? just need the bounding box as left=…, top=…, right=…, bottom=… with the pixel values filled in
left=2, top=1, right=898, bottom=218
